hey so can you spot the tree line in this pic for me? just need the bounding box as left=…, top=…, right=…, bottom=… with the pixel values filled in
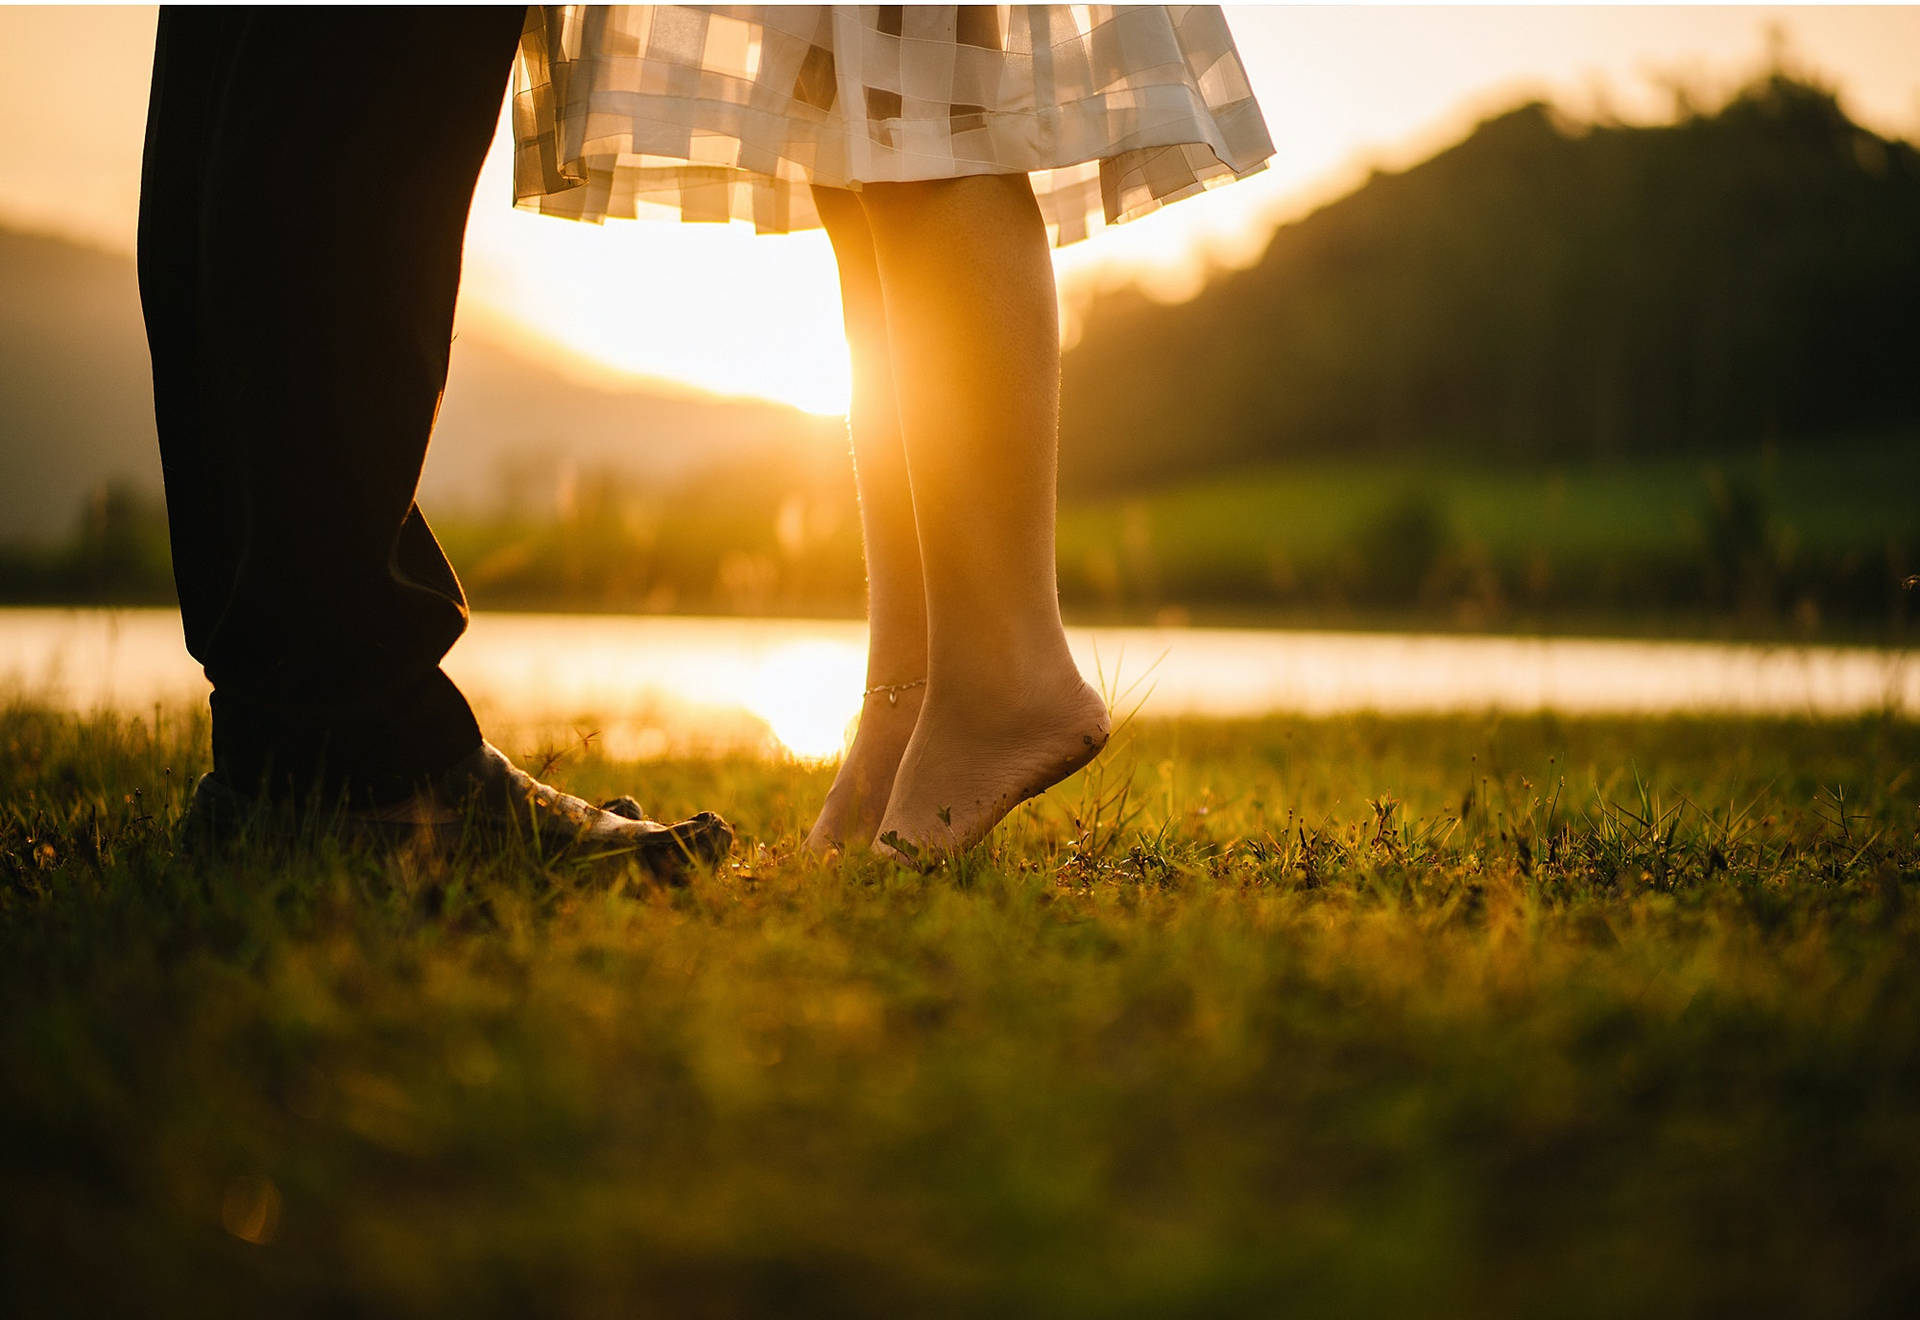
left=1058, top=71, right=1920, bottom=491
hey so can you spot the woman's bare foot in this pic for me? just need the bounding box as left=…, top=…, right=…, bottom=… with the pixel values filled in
left=874, top=666, right=1109, bottom=863
left=804, top=684, right=924, bottom=853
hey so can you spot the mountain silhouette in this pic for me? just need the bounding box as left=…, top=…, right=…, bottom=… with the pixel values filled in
left=7, top=72, right=1915, bottom=542
left=0, top=225, right=841, bottom=544
left=1059, top=73, right=1920, bottom=492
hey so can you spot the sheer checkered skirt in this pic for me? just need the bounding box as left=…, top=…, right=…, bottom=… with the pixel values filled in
left=513, top=5, right=1274, bottom=245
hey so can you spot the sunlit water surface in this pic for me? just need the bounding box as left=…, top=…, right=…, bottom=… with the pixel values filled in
left=2, top=608, right=1913, bottom=761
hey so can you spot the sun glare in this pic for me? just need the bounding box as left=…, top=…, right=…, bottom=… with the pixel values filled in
left=466, top=181, right=857, bottom=416
left=746, top=639, right=865, bottom=761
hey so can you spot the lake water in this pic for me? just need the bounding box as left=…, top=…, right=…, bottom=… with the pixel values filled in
left=2, top=607, right=1912, bottom=760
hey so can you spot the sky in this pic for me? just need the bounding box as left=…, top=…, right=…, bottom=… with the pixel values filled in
left=3, top=4, right=1918, bottom=414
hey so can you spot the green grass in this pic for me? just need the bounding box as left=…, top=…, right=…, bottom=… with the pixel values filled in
left=3, top=704, right=1919, bottom=1316
left=1056, top=438, right=1920, bottom=635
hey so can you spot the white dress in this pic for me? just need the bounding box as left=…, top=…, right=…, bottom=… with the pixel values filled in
left=512, top=5, right=1274, bottom=246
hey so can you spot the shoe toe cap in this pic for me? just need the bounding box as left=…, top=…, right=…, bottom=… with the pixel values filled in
left=676, top=811, right=735, bottom=857
left=593, top=809, right=733, bottom=869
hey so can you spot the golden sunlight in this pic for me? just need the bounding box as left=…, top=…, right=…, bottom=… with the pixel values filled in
left=463, top=131, right=855, bottom=416
left=745, top=638, right=865, bottom=761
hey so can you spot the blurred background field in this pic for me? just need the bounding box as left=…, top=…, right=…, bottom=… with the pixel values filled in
left=9, top=426, right=1917, bottom=640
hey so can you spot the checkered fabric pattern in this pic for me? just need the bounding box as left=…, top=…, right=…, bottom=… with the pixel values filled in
left=513, top=5, right=1274, bottom=246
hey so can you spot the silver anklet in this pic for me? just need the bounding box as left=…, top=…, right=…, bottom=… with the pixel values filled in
left=862, top=677, right=926, bottom=706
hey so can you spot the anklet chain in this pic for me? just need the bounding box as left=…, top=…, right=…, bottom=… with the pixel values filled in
left=862, top=677, right=927, bottom=706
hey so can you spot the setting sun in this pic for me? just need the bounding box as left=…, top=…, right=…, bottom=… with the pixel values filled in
left=463, top=173, right=858, bottom=415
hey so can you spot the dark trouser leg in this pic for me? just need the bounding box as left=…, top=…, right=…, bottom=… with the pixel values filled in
left=139, top=8, right=243, bottom=665
left=137, top=6, right=526, bottom=804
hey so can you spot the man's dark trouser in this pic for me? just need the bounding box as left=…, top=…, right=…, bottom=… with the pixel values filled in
left=137, top=7, right=527, bottom=804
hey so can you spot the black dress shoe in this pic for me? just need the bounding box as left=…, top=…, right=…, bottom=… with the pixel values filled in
left=180, top=741, right=733, bottom=878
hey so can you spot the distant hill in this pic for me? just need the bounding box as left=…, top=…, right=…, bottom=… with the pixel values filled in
left=1058, top=73, right=1920, bottom=491
left=0, top=228, right=159, bottom=541
left=0, top=226, right=841, bottom=544
left=9, top=71, right=1916, bottom=538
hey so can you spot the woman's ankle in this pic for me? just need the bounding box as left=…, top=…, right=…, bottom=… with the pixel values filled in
left=926, top=639, right=1093, bottom=722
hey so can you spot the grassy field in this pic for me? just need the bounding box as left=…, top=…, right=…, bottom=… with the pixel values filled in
left=1056, top=439, right=1920, bottom=635
left=3, top=703, right=1918, bottom=1316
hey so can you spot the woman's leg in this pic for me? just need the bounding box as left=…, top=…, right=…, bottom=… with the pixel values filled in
left=805, top=186, right=929, bottom=851
left=855, top=174, right=1110, bottom=858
